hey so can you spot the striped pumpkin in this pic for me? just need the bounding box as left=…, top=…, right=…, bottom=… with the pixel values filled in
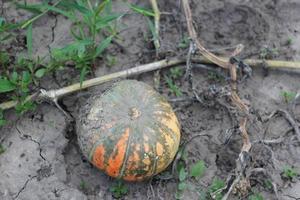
left=77, top=80, right=180, bottom=181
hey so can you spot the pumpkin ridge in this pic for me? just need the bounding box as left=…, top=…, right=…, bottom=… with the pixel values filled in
left=118, top=125, right=134, bottom=179
left=88, top=123, right=125, bottom=162
left=106, top=127, right=130, bottom=177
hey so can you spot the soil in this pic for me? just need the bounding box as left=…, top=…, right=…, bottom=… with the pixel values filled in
left=1, top=0, right=300, bottom=200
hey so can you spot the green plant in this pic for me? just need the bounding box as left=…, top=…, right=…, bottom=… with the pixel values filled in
left=286, top=37, right=293, bottom=46
left=0, top=109, right=6, bottom=127
left=109, top=181, right=128, bottom=199
left=165, top=75, right=182, bottom=97
left=0, top=144, right=5, bottom=154
left=19, top=0, right=121, bottom=85
left=170, top=67, right=183, bottom=79
left=79, top=180, right=87, bottom=190
left=174, top=145, right=206, bottom=199
left=282, top=166, right=298, bottom=180
left=178, top=36, right=190, bottom=49
left=207, top=71, right=224, bottom=83
left=249, top=193, right=264, bottom=200
left=280, top=91, right=297, bottom=103
left=129, top=3, right=159, bottom=50
left=0, top=0, right=122, bottom=128
left=175, top=165, right=188, bottom=199
left=208, top=178, right=225, bottom=200
left=105, top=54, right=117, bottom=67
left=0, top=17, right=20, bottom=43
left=263, top=179, right=273, bottom=190
left=259, top=47, right=279, bottom=59
left=190, top=160, right=206, bottom=178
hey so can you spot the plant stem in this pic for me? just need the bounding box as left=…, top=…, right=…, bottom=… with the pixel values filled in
left=21, top=0, right=63, bottom=29
left=150, top=0, right=160, bottom=51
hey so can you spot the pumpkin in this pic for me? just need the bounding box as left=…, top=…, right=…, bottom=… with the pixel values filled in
left=76, top=80, right=180, bottom=181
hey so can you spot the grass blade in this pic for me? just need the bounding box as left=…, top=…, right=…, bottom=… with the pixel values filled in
left=95, top=14, right=122, bottom=30
left=15, top=3, right=44, bottom=14
left=129, top=3, right=155, bottom=17
left=95, top=35, right=113, bottom=58
left=59, top=1, right=89, bottom=14
left=95, top=0, right=109, bottom=16
left=146, top=17, right=157, bottom=42
left=26, top=23, right=33, bottom=58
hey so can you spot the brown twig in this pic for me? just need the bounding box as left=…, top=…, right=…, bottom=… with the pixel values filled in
left=181, top=1, right=252, bottom=199
left=182, top=0, right=228, bottom=69
left=267, top=109, right=300, bottom=142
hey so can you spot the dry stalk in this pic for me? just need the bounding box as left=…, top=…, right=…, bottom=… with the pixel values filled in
left=181, top=0, right=252, bottom=199
left=1, top=56, right=300, bottom=111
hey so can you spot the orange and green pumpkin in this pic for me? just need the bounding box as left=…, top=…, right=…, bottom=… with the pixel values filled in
left=77, top=80, right=180, bottom=181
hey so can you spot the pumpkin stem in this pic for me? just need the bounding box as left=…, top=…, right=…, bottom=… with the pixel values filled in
left=129, top=107, right=141, bottom=120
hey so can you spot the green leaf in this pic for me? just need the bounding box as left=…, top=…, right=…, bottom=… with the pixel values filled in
left=178, top=182, right=186, bottom=191
left=95, top=0, right=109, bottom=16
left=0, top=119, right=6, bottom=127
left=179, top=167, right=187, bottom=182
left=43, top=4, right=76, bottom=21
left=59, top=1, right=89, bottom=14
left=22, top=71, right=31, bottom=84
left=35, top=68, right=46, bottom=78
left=146, top=17, right=157, bottom=41
left=0, top=79, right=16, bottom=93
left=15, top=3, right=44, bottom=14
left=209, top=178, right=225, bottom=193
left=249, top=193, right=264, bottom=200
left=95, top=14, right=122, bottom=30
left=95, top=35, right=113, bottom=57
left=26, top=23, right=33, bottom=58
left=190, top=160, right=206, bottom=178
left=10, top=72, right=18, bottom=84
left=79, top=66, right=88, bottom=87
left=129, top=3, right=155, bottom=17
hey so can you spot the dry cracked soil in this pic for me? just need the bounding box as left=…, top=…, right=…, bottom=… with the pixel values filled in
left=0, top=0, right=300, bottom=199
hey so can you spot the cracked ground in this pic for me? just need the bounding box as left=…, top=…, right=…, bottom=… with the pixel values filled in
left=1, top=0, right=300, bottom=200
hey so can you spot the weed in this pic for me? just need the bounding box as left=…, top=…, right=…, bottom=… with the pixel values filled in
left=280, top=91, right=297, bottom=103
left=207, top=71, right=224, bottom=83
left=170, top=67, right=184, bottom=79
left=19, top=0, right=121, bottom=85
left=208, top=178, right=225, bottom=200
left=263, top=179, right=273, bottom=190
left=286, top=37, right=293, bottom=46
left=105, top=55, right=117, bottom=67
left=0, top=17, right=19, bottom=43
left=109, top=180, right=128, bottom=199
left=0, top=0, right=121, bottom=125
left=164, top=67, right=183, bottom=96
left=0, top=144, right=5, bottom=154
left=175, top=164, right=188, bottom=199
left=175, top=146, right=206, bottom=199
left=282, top=166, right=298, bottom=180
left=249, top=193, right=264, bottom=200
left=178, top=36, right=190, bottom=49
left=165, top=76, right=182, bottom=97
left=190, top=160, right=206, bottom=178
left=129, top=3, right=159, bottom=50
left=259, top=47, right=279, bottom=59
left=0, top=109, right=6, bottom=127
left=79, top=180, right=87, bottom=190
